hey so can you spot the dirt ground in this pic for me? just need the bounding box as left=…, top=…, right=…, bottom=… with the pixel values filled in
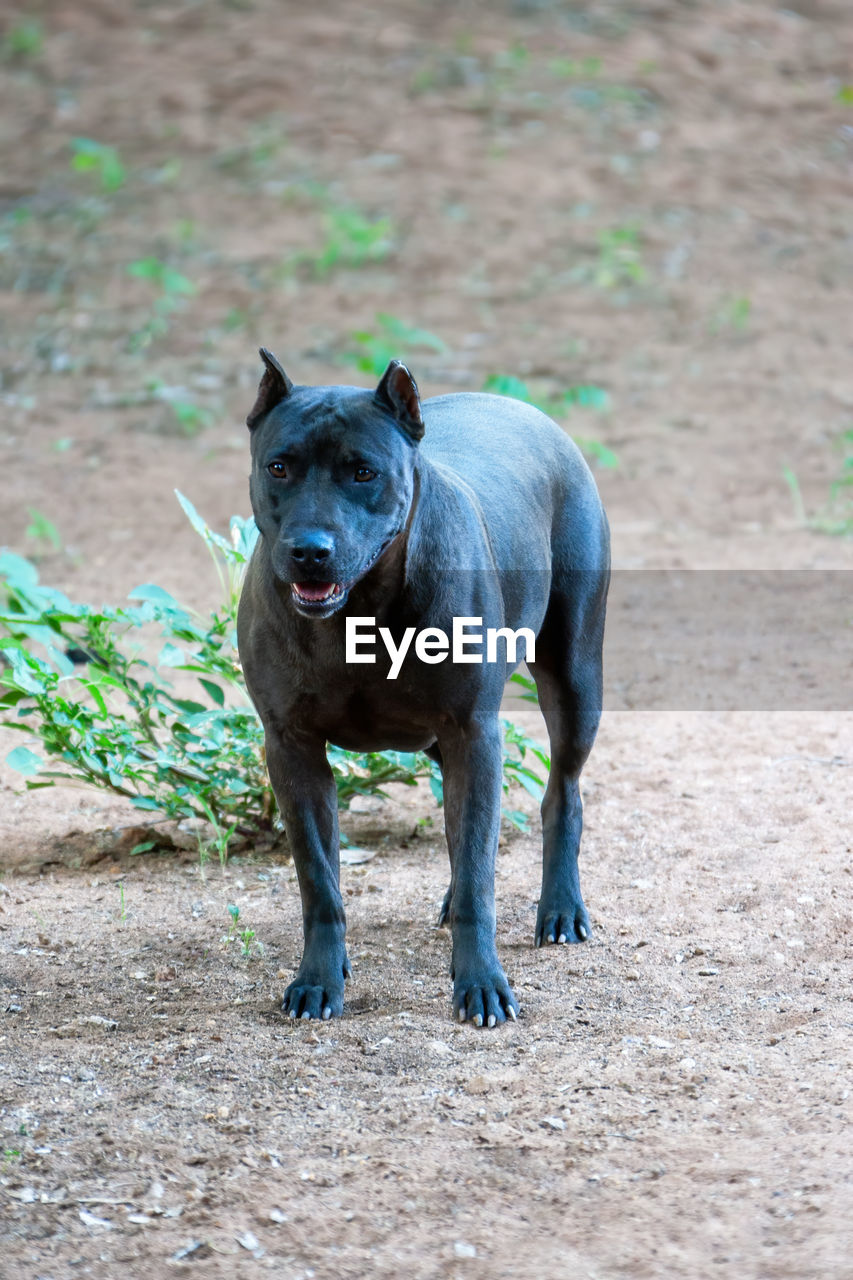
left=1, top=1, right=852, bottom=1276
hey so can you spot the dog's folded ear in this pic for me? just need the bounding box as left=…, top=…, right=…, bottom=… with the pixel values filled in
left=247, top=348, right=293, bottom=429
left=374, top=360, right=424, bottom=442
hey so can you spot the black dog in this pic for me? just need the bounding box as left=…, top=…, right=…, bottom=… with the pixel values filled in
left=237, top=351, right=609, bottom=1026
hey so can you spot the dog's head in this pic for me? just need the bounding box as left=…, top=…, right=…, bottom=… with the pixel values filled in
left=246, top=349, right=422, bottom=618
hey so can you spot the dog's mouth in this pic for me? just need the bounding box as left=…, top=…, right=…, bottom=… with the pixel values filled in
left=292, top=581, right=346, bottom=605
left=291, top=581, right=347, bottom=612
left=287, top=532, right=401, bottom=618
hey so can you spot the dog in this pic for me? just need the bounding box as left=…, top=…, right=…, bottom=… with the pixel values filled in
left=237, top=350, right=610, bottom=1026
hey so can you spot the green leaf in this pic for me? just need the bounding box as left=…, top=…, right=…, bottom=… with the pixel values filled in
left=198, top=678, right=225, bottom=707
left=130, top=795, right=162, bottom=811
left=6, top=746, right=44, bottom=776
left=128, top=583, right=183, bottom=609
left=0, top=550, right=39, bottom=589
left=77, top=680, right=108, bottom=717
left=158, top=642, right=186, bottom=667
left=7, top=652, right=49, bottom=695
left=483, top=374, right=531, bottom=401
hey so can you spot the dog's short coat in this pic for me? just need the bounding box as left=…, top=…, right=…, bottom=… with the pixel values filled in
left=237, top=352, right=610, bottom=1026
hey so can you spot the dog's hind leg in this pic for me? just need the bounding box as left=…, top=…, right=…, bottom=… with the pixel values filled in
left=424, top=742, right=455, bottom=928
left=528, top=564, right=608, bottom=947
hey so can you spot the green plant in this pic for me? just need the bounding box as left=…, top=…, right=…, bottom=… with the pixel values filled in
left=223, top=903, right=262, bottom=958
left=126, top=257, right=195, bottom=351
left=289, top=208, right=395, bottom=277
left=127, top=258, right=194, bottom=296
left=1, top=493, right=549, bottom=840
left=3, top=19, right=43, bottom=59
left=70, top=139, right=125, bottom=193
left=785, top=428, right=853, bottom=536
left=25, top=508, right=62, bottom=554
left=836, top=85, right=853, bottom=106
left=117, top=880, right=127, bottom=923
left=341, top=313, right=446, bottom=377
left=549, top=56, right=602, bottom=79
left=593, top=227, right=645, bottom=288
left=482, top=375, right=618, bottom=468
left=710, top=295, right=751, bottom=334
left=196, top=796, right=238, bottom=872
left=169, top=399, right=215, bottom=435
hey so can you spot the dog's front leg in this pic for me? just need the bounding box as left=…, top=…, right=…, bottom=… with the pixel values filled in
left=265, top=730, right=349, bottom=1020
left=440, top=718, right=519, bottom=1027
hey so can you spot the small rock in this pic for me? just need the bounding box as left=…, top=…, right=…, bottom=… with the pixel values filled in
left=466, top=1075, right=489, bottom=1095
left=172, top=1241, right=210, bottom=1262
left=80, top=1015, right=118, bottom=1030
left=9, top=1187, right=37, bottom=1203
left=79, top=1209, right=114, bottom=1230
left=541, top=1115, right=566, bottom=1131
left=340, top=847, right=375, bottom=865
left=454, top=1241, right=477, bottom=1259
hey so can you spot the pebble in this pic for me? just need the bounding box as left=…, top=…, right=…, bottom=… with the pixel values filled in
left=454, top=1241, right=477, bottom=1259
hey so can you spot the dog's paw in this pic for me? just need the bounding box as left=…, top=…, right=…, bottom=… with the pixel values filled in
left=282, top=961, right=348, bottom=1021
left=452, top=971, right=519, bottom=1028
left=535, top=899, right=591, bottom=947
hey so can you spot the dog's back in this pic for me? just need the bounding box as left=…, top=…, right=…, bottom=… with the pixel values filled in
left=421, top=392, right=609, bottom=575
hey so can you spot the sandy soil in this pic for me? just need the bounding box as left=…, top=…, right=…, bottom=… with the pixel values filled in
left=1, top=1, right=852, bottom=1276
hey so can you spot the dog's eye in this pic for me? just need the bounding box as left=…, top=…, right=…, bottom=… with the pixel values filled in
left=267, top=460, right=287, bottom=479
left=354, top=465, right=376, bottom=482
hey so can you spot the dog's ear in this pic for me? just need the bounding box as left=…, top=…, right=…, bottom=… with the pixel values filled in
left=374, top=360, right=424, bottom=442
left=247, top=348, right=293, bottom=429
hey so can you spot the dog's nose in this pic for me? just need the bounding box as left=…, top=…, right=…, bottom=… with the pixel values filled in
left=289, top=533, right=335, bottom=567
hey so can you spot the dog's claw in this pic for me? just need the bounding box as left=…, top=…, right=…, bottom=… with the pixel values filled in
left=322, top=1006, right=332, bottom=1020
left=458, top=1007, right=467, bottom=1022
left=536, top=904, right=591, bottom=948
left=507, top=1006, right=517, bottom=1022
left=301, top=1010, right=311, bottom=1020
left=473, top=1013, right=483, bottom=1027
left=487, top=1014, right=496, bottom=1028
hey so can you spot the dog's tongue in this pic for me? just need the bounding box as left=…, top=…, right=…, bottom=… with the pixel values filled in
left=294, top=582, right=336, bottom=602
